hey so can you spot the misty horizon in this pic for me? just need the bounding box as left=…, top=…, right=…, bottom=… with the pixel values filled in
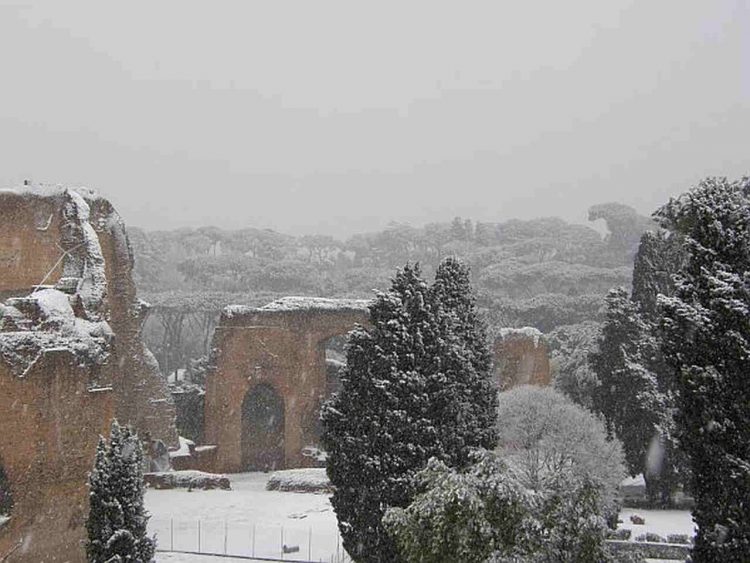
left=1, top=1, right=747, bottom=237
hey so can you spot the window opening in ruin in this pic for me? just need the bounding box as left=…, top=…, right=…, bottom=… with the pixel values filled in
left=324, top=334, right=347, bottom=397
left=299, top=334, right=350, bottom=465
left=0, top=461, right=12, bottom=528
left=241, top=383, right=285, bottom=472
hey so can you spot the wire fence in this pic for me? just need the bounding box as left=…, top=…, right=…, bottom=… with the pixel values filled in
left=151, top=517, right=351, bottom=563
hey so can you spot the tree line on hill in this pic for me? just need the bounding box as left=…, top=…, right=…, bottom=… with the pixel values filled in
left=130, top=202, right=652, bottom=378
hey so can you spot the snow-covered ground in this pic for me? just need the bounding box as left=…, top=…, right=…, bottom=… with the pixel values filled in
left=148, top=472, right=693, bottom=562
left=617, top=507, right=695, bottom=541
left=147, top=472, right=347, bottom=562
left=158, top=556, right=250, bottom=563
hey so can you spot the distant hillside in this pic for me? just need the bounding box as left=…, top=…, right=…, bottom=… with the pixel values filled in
left=129, top=202, right=654, bottom=376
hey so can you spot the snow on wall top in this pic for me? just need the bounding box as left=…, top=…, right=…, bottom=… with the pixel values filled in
left=498, top=327, right=545, bottom=347
left=225, top=296, right=371, bottom=318
left=1, top=181, right=99, bottom=201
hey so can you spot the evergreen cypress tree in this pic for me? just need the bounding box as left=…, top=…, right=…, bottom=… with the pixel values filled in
left=0, top=460, right=13, bottom=519
left=656, top=177, right=750, bottom=561
left=630, top=230, right=686, bottom=505
left=86, top=437, right=112, bottom=563
left=590, top=288, right=669, bottom=504
left=322, top=261, right=497, bottom=563
left=86, top=420, right=156, bottom=563
left=431, top=257, right=498, bottom=461
left=631, top=230, right=684, bottom=317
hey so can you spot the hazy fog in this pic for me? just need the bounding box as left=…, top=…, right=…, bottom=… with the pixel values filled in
left=0, top=1, right=747, bottom=236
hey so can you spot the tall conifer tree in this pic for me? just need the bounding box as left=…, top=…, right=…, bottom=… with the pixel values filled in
left=590, top=288, right=665, bottom=494
left=322, top=260, right=497, bottom=563
left=431, top=257, right=497, bottom=460
left=87, top=421, right=155, bottom=563
left=656, top=177, right=750, bottom=561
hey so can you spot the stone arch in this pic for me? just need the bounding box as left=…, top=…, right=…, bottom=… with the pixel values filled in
left=204, top=297, right=370, bottom=472
left=241, top=383, right=285, bottom=471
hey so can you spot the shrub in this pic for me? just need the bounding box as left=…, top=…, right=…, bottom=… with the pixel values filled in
left=635, top=533, right=665, bottom=543
left=385, top=451, right=614, bottom=563
left=608, top=529, right=632, bottom=541
left=495, top=385, right=626, bottom=519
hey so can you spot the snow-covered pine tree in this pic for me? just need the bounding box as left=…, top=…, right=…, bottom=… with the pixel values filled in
left=322, top=265, right=437, bottom=563
left=430, top=257, right=497, bottom=462
left=590, top=287, right=668, bottom=503
left=86, top=420, right=155, bottom=563
left=630, top=230, right=686, bottom=505
left=86, top=437, right=112, bottom=563
left=321, top=261, right=497, bottom=563
left=631, top=230, right=684, bottom=317
left=656, top=177, right=750, bottom=561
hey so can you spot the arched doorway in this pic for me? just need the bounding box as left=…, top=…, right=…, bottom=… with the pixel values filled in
left=241, top=384, right=285, bottom=471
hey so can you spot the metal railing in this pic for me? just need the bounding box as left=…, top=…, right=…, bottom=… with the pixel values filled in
left=151, top=517, right=351, bottom=563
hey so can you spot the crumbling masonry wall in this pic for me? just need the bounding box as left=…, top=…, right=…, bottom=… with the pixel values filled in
left=204, top=298, right=369, bottom=473
left=0, top=187, right=177, bottom=563
left=492, top=327, right=551, bottom=390
left=205, top=299, right=553, bottom=474
left=0, top=352, right=113, bottom=563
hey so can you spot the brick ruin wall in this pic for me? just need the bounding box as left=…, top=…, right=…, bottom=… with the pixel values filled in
left=199, top=300, right=552, bottom=475
left=203, top=298, right=369, bottom=473
left=0, top=188, right=177, bottom=563
left=0, top=352, right=113, bottom=563
left=492, top=327, right=551, bottom=390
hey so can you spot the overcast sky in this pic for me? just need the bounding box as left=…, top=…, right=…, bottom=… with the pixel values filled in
left=0, top=1, right=747, bottom=236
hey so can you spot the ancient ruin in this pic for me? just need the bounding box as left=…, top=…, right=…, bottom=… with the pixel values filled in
left=199, top=300, right=553, bottom=475
left=0, top=186, right=177, bottom=563
left=203, top=297, right=369, bottom=473
left=492, top=327, right=551, bottom=389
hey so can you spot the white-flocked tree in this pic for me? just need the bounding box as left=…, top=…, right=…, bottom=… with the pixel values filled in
left=321, top=260, right=497, bottom=562
left=86, top=420, right=155, bottom=563
left=656, top=177, right=750, bottom=561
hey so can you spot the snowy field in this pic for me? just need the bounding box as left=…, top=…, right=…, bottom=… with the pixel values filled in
left=158, top=555, right=268, bottom=563
left=147, top=472, right=347, bottom=562
left=617, top=507, right=695, bottom=541
left=148, top=472, right=694, bottom=562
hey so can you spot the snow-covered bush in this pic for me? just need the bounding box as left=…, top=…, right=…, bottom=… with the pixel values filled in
left=548, top=320, right=602, bottom=407
left=86, top=421, right=155, bottom=563
left=495, top=385, right=626, bottom=520
left=266, top=468, right=332, bottom=494
left=635, top=533, right=665, bottom=543
left=384, top=451, right=616, bottom=563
